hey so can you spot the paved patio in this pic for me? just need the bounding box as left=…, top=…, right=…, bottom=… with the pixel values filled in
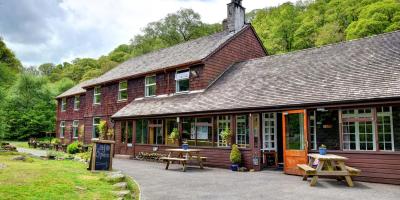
left=114, top=159, right=400, bottom=200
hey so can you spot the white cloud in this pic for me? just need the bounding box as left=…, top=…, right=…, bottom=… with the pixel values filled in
left=0, top=0, right=296, bottom=67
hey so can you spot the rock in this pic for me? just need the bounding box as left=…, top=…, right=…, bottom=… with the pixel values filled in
left=106, top=173, right=125, bottom=183
left=113, top=182, right=127, bottom=189
left=0, top=163, right=6, bottom=169
left=75, top=186, right=86, bottom=191
left=11, top=155, right=26, bottom=161
left=112, top=190, right=130, bottom=198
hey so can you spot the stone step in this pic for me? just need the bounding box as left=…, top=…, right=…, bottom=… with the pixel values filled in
left=112, top=190, right=130, bottom=198
left=106, top=173, right=125, bottom=183
left=113, top=182, right=128, bottom=189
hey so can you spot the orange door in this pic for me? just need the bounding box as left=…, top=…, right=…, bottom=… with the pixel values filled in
left=282, top=110, right=308, bottom=175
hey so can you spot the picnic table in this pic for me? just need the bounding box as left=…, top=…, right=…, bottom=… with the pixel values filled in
left=161, top=149, right=206, bottom=172
left=298, top=154, right=361, bottom=187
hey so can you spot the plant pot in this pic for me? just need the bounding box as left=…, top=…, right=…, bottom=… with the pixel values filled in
left=230, top=164, right=239, bottom=171
left=48, top=156, right=56, bottom=160
left=182, top=144, right=189, bottom=150
left=319, top=147, right=327, bottom=155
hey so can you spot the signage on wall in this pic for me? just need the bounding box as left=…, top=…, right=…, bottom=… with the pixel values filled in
left=88, top=139, right=115, bottom=171
left=175, top=71, right=190, bottom=80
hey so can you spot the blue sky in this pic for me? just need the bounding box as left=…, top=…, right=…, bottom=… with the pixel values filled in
left=0, top=0, right=296, bottom=67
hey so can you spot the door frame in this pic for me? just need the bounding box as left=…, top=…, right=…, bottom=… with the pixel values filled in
left=282, top=109, right=308, bottom=175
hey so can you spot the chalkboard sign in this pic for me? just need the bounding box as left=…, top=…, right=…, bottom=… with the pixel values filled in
left=89, top=140, right=115, bottom=171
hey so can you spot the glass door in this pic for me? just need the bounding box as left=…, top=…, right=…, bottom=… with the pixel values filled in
left=282, top=110, right=308, bottom=175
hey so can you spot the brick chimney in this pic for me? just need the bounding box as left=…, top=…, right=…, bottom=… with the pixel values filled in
left=223, top=0, right=245, bottom=32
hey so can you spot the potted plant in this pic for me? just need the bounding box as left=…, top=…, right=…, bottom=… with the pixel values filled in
left=230, top=144, right=241, bottom=171
left=220, top=126, right=232, bottom=146
left=98, top=120, right=108, bottom=140
left=319, top=144, right=327, bottom=155
left=182, top=139, right=189, bottom=150
left=169, top=128, right=179, bottom=144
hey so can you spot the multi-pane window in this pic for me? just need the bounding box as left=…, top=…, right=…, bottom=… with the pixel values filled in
left=145, top=76, right=156, bottom=97
left=263, top=113, right=276, bottom=150
left=377, top=107, right=394, bottom=151
left=309, top=111, right=317, bottom=150
left=118, top=81, right=128, bottom=101
left=253, top=114, right=260, bottom=149
left=342, top=109, right=375, bottom=151
left=61, top=98, right=66, bottom=112
left=193, top=118, right=213, bottom=146
left=93, top=86, right=101, bottom=105
left=92, top=117, right=101, bottom=138
left=217, top=115, right=231, bottom=147
left=74, top=95, right=80, bottom=110
left=60, top=121, right=65, bottom=138
left=127, top=121, right=133, bottom=146
left=121, top=121, right=126, bottom=143
left=175, top=69, right=190, bottom=93
left=136, top=119, right=148, bottom=144
left=72, top=120, right=79, bottom=138
left=236, top=115, right=249, bottom=148
left=149, top=119, right=163, bottom=145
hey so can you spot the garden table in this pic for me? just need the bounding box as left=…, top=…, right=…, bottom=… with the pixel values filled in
left=161, top=149, right=205, bottom=172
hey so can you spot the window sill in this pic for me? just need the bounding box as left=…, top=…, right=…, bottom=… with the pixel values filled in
left=60, top=137, right=64, bottom=139
left=144, top=95, right=156, bottom=98
left=93, top=103, right=101, bottom=106
left=174, top=91, right=189, bottom=95
left=117, top=99, right=128, bottom=103
left=74, top=109, right=80, bottom=111
left=133, top=143, right=252, bottom=151
left=309, top=149, right=400, bottom=155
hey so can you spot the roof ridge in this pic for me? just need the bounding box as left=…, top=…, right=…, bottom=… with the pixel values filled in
left=242, top=30, right=400, bottom=63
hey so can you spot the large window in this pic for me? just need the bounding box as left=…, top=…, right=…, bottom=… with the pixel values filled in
left=121, top=121, right=126, bottom=144
left=252, top=114, right=260, bottom=149
left=165, top=119, right=178, bottom=146
left=61, top=98, right=66, bottom=112
left=342, top=109, right=375, bottom=151
left=72, top=120, right=79, bottom=138
left=127, top=121, right=133, bottom=146
left=145, top=76, right=156, bottom=97
left=93, top=86, right=101, bottom=105
left=175, top=69, right=190, bottom=93
left=182, top=117, right=213, bottom=146
left=236, top=115, right=249, bottom=148
left=377, top=107, right=394, bottom=151
left=149, top=119, right=163, bottom=145
left=92, top=117, right=101, bottom=138
left=74, top=95, right=80, bottom=110
left=59, top=121, right=65, bottom=138
left=309, top=111, right=317, bottom=150
left=136, top=119, right=148, bottom=144
left=263, top=113, right=276, bottom=150
left=118, top=81, right=128, bottom=101
left=217, top=115, right=231, bottom=147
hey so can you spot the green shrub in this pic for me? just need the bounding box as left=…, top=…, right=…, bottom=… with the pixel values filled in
left=230, top=144, right=241, bottom=164
left=66, top=141, right=82, bottom=154
left=52, top=138, right=61, bottom=144
left=220, top=126, right=232, bottom=145
left=169, top=128, right=179, bottom=140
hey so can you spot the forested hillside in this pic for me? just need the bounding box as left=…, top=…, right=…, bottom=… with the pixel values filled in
left=0, top=0, right=399, bottom=140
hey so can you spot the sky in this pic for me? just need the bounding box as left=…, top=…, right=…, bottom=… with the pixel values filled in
left=0, top=0, right=296, bottom=67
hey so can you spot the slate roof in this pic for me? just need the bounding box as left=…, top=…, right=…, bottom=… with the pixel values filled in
left=56, top=79, right=97, bottom=98
left=83, top=26, right=248, bottom=87
left=112, top=30, right=400, bottom=118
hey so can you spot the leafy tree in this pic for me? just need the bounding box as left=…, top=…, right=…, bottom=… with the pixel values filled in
left=38, top=63, right=56, bottom=76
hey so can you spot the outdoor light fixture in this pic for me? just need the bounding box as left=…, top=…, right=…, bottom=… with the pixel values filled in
left=176, top=117, right=180, bottom=123
left=317, top=108, right=327, bottom=112
left=190, top=70, right=198, bottom=78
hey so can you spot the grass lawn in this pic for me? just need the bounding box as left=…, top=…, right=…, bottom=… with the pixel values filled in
left=7, top=141, right=29, bottom=148
left=0, top=152, right=121, bottom=200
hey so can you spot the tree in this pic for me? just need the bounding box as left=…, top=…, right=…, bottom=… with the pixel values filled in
left=38, top=63, right=56, bottom=76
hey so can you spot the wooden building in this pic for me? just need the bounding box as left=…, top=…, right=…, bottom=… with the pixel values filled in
left=56, top=0, right=400, bottom=185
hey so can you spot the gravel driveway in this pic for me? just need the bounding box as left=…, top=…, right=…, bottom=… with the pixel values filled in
left=114, top=159, right=400, bottom=200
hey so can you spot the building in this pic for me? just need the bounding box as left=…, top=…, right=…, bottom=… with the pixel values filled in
left=56, top=0, right=400, bottom=184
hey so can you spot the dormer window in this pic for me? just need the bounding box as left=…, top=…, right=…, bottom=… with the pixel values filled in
left=74, top=95, right=80, bottom=110
left=93, top=86, right=101, bottom=105
left=118, top=81, right=128, bottom=101
left=61, top=98, right=66, bottom=112
left=175, top=69, right=190, bottom=93
left=145, top=75, right=156, bottom=97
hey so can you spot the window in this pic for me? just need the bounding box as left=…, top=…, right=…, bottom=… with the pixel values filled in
left=217, top=115, right=231, bottom=147
left=92, top=117, right=101, bottom=138
left=121, top=121, right=126, bottom=143
left=74, top=95, right=80, bottom=110
left=342, top=109, right=375, bottom=151
left=93, top=86, right=101, bottom=104
left=263, top=113, right=276, bottom=150
left=61, top=98, right=66, bottom=112
left=182, top=117, right=196, bottom=146
left=236, top=115, right=249, bottom=148
left=165, top=119, right=178, bottom=146
left=377, top=107, right=394, bottom=151
left=149, top=119, right=163, bottom=145
left=252, top=114, right=260, bottom=149
left=309, top=110, right=340, bottom=150
left=175, top=69, right=190, bottom=93
left=182, top=117, right=213, bottom=146
left=145, top=76, right=156, bottom=97
left=309, top=111, right=317, bottom=150
left=72, top=120, right=79, bottom=138
left=59, top=121, right=65, bottom=138
left=127, top=121, right=133, bottom=146
left=118, top=81, right=128, bottom=101
left=136, top=119, right=148, bottom=144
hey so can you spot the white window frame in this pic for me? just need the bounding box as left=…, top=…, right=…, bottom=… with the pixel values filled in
left=145, top=75, right=156, bottom=97
left=60, top=121, right=65, bottom=138
left=61, top=98, right=66, bottom=112
left=175, top=69, right=190, bottom=93
left=118, top=81, right=128, bottom=101
left=72, top=120, right=79, bottom=139
left=236, top=115, right=249, bottom=148
left=93, top=86, right=101, bottom=105
left=262, top=113, right=277, bottom=151
left=342, top=108, right=376, bottom=151
left=92, top=117, right=101, bottom=138
left=377, top=106, right=395, bottom=151
left=217, top=115, right=231, bottom=147
left=309, top=111, right=317, bottom=150
left=74, top=95, right=80, bottom=111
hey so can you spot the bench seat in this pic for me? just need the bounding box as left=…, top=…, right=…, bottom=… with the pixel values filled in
left=160, top=157, right=188, bottom=162
left=346, top=166, right=361, bottom=176
left=297, top=164, right=316, bottom=174
left=190, top=156, right=207, bottom=161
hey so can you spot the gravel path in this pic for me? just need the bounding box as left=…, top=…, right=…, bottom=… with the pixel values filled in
left=114, top=159, right=400, bottom=200
left=17, top=147, right=47, bottom=157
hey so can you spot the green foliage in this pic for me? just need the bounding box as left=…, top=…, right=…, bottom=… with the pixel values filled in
left=98, top=120, right=108, bottom=140
left=230, top=144, right=241, bottom=164
left=220, top=126, right=232, bottom=145
left=169, top=128, right=179, bottom=140
left=66, top=141, right=82, bottom=154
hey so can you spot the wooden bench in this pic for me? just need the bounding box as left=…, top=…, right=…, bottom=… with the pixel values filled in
left=190, top=156, right=207, bottom=161
left=345, top=166, right=361, bottom=176
left=160, top=157, right=189, bottom=172
left=298, top=164, right=317, bottom=181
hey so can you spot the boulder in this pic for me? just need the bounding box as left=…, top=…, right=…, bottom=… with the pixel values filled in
left=113, top=182, right=128, bottom=190
left=106, top=173, right=125, bottom=183
left=112, top=190, right=130, bottom=198
left=11, top=155, right=26, bottom=161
